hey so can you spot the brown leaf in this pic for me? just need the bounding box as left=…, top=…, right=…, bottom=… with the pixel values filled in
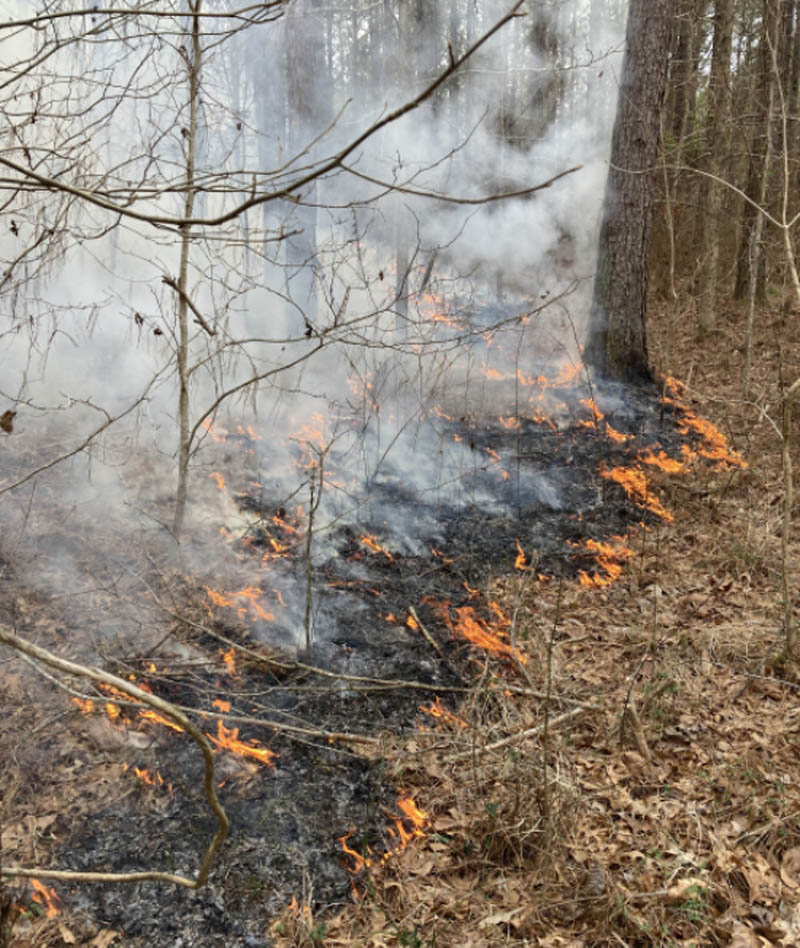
left=58, top=923, right=77, bottom=944
left=780, top=846, right=800, bottom=888
left=89, top=930, right=121, bottom=948
left=0, top=409, right=16, bottom=433
left=726, top=925, right=762, bottom=948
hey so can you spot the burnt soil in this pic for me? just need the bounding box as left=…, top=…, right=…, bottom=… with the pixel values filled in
left=1, top=374, right=730, bottom=947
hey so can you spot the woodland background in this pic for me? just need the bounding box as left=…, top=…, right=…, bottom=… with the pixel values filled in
left=1, top=1, right=800, bottom=947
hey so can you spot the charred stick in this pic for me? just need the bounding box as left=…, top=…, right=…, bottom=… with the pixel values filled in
left=408, top=606, right=444, bottom=658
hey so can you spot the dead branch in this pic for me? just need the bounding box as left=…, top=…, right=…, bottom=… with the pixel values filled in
left=161, top=274, right=216, bottom=337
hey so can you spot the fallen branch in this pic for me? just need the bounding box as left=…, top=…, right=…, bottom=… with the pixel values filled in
left=0, top=625, right=229, bottom=888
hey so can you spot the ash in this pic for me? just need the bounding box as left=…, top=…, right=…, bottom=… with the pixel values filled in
left=50, top=377, right=705, bottom=946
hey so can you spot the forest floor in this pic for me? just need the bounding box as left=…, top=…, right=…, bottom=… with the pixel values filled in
left=276, top=294, right=800, bottom=948
left=3, top=293, right=800, bottom=947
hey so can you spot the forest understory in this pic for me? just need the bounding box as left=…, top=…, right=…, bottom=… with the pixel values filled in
left=2, top=289, right=800, bottom=948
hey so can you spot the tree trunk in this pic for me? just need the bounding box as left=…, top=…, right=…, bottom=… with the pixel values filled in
left=695, top=0, right=734, bottom=334
left=734, top=0, right=782, bottom=301
left=173, top=0, right=202, bottom=539
left=584, top=0, right=671, bottom=383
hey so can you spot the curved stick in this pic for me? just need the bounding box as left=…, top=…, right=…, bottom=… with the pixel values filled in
left=0, top=624, right=230, bottom=888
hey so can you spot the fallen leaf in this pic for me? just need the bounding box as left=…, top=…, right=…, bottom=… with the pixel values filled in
left=89, top=930, right=121, bottom=948
left=780, top=847, right=800, bottom=888
left=58, top=923, right=77, bottom=944
left=726, top=924, right=762, bottom=947
left=478, top=907, right=523, bottom=928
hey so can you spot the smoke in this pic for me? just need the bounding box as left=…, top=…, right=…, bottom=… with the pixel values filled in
left=0, top=0, right=627, bottom=649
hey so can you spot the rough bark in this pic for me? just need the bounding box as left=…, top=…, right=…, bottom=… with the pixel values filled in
left=584, top=0, right=671, bottom=383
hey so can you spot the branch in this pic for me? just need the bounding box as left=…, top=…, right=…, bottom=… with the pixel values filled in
left=0, top=0, right=529, bottom=231
left=161, top=274, right=216, bottom=337
left=0, top=625, right=229, bottom=888
left=341, top=163, right=583, bottom=206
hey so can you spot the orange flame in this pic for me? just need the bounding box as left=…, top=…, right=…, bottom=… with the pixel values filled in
left=360, top=535, right=393, bottom=560
left=601, top=464, right=674, bottom=522
left=30, top=879, right=60, bottom=918
left=220, top=647, right=237, bottom=677
left=576, top=537, right=635, bottom=587
left=205, top=585, right=276, bottom=623
left=453, top=606, right=528, bottom=664
left=209, top=471, right=226, bottom=491
left=514, top=539, right=527, bottom=570
left=202, top=417, right=228, bottom=442
left=207, top=720, right=277, bottom=767
left=420, top=696, right=467, bottom=730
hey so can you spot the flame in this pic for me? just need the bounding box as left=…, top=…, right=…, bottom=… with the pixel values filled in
left=406, top=613, right=419, bottom=630
left=122, top=763, right=171, bottom=792
left=204, top=585, right=276, bottom=623
left=639, top=448, right=690, bottom=475
left=209, top=471, right=226, bottom=491
left=360, top=534, right=393, bottom=560
left=453, top=606, right=528, bottom=664
left=576, top=536, right=635, bottom=587
left=212, top=698, right=231, bottom=712
left=202, top=417, right=228, bottom=442
left=339, top=793, right=430, bottom=885
left=220, top=647, right=237, bottom=677
left=663, top=376, right=746, bottom=468
left=207, top=720, right=277, bottom=767
left=514, top=539, right=527, bottom=570
left=30, top=879, right=60, bottom=918
left=138, top=709, right=184, bottom=732
left=420, top=696, right=467, bottom=730
left=498, top=415, right=521, bottom=430
left=601, top=464, right=674, bottom=522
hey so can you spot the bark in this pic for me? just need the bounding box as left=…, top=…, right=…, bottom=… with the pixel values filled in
left=734, top=0, right=782, bottom=300
left=173, top=1, right=202, bottom=539
left=695, top=0, right=734, bottom=333
left=584, top=0, right=671, bottom=382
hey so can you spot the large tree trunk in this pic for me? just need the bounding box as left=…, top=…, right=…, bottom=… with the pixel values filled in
left=584, top=0, right=671, bottom=383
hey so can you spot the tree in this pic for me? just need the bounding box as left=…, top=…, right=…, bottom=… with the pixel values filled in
left=584, top=0, right=672, bottom=382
